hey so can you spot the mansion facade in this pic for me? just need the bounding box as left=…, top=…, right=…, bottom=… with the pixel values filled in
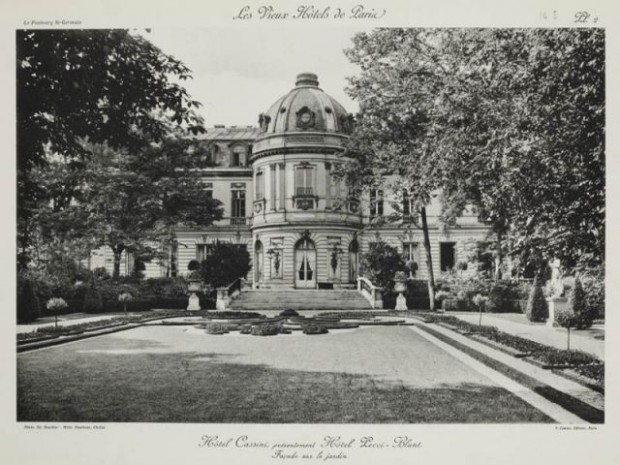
left=90, top=73, right=489, bottom=288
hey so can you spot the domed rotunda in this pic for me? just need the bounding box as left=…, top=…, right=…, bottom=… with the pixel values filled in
left=251, top=73, right=361, bottom=289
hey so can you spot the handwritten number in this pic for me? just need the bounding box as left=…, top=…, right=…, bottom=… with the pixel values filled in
left=574, top=11, right=591, bottom=23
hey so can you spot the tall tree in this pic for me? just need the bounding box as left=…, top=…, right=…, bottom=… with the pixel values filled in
left=431, top=29, right=604, bottom=272
left=342, top=28, right=604, bottom=291
left=342, top=29, right=448, bottom=310
left=35, top=137, right=224, bottom=278
left=17, top=29, right=205, bottom=269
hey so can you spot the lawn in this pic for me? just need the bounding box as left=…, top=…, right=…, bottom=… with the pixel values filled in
left=17, top=325, right=552, bottom=423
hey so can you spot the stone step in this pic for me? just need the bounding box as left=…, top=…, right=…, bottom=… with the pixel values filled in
left=229, top=289, right=372, bottom=311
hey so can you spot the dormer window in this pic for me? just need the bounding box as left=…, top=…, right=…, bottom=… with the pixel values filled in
left=231, top=146, right=247, bottom=167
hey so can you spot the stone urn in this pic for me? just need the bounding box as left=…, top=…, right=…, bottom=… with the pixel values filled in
left=394, top=271, right=408, bottom=311
left=187, top=272, right=203, bottom=311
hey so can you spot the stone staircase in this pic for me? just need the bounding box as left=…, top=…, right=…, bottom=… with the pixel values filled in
left=229, top=289, right=373, bottom=311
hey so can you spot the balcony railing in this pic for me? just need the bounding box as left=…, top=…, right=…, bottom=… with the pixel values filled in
left=230, top=217, right=247, bottom=225
left=296, top=187, right=314, bottom=196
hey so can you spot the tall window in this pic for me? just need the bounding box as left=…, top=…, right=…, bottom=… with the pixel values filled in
left=370, top=189, right=384, bottom=217
left=205, top=182, right=213, bottom=200
left=196, top=244, right=215, bottom=261
left=295, top=165, right=314, bottom=196
left=255, top=171, right=265, bottom=200
left=440, top=242, right=456, bottom=271
left=231, top=185, right=246, bottom=222
left=402, top=190, right=416, bottom=223
left=402, top=243, right=419, bottom=277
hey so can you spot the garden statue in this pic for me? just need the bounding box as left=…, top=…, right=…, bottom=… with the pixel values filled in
left=549, top=258, right=565, bottom=297
left=394, top=271, right=408, bottom=311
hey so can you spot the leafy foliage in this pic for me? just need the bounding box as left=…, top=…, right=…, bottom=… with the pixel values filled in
left=342, top=28, right=604, bottom=275
left=569, top=276, right=595, bottom=330
left=17, top=29, right=206, bottom=269
left=83, top=275, right=104, bottom=313
left=200, top=242, right=251, bottom=288
left=17, top=279, right=41, bottom=323
left=580, top=266, right=605, bottom=319
left=359, top=241, right=406, bottom=290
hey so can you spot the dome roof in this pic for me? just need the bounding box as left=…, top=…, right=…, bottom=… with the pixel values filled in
left=258, top=73, right=352, bottom=135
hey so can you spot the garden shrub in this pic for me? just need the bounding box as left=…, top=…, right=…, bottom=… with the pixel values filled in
left=17, top=278, right=41, bottom=323
left=525, top=277, right=548, bottom=322
left=207, top=311, right=265, bottom=319
left=149, top=297, right=187, bottom=310
left=103, top=299, right=152, bottom=313
left=405, top=279, right=431, bottom=309
left=436, top=269, right=492, bottom=311
left=141, top=277, right=187, bottom=298
left=201, top=242, right=251, bottom=288
left=280, top=308, right=299, bottom=317
left=359, top=241, right=406, bottom=290
left=205, top=323, right=229, bottom=335
left=536, top=349, right=597, bottom=367
left=93, top=267, right=111, bottom=280
left=250, top=324, right=280, bottom=336
left=580, top=266, right=604, bottom=319
left=83, top=275, right=104, bottom=313
left=570, top=276, right=596, bottom=329
left=302, top=324, right=329, bottom=335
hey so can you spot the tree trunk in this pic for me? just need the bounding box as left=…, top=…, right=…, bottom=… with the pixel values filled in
left=567, top=328, right=571, bottom=351
left=495, top=230, right=503, bottom=282
left=112, top=246, right=124, bottom=278
left=420, top=207, right=436, bottom=311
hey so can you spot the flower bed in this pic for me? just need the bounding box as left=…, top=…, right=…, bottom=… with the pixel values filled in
left=316, top=312, right=380, bottom=320
left=205, top=311, right=266, bottom=320
left=417, top=312, right=604, bottom=390
left=17, top=311, right=185, bottom=344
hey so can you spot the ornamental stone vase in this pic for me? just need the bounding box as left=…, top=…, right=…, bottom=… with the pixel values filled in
left=394, top=271, right=408, bottom=311
left=187, top=272, right=202, bottom=311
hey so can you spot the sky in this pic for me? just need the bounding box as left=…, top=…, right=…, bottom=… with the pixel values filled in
left=145, top=27, right=370, bottom=127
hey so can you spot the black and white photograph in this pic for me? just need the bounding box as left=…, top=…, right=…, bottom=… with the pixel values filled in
left=4, top=1, right=619, bottom=464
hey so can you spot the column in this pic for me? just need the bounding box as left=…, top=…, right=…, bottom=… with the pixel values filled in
left=325, top=162, right=332, bottom=209
left=278, top=162, right=285, bottom=210
left=270, top=164, right=277, bottom=211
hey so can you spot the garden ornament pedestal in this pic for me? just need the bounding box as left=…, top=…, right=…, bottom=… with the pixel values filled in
left=394, top=272, right=408, bottom=311
left=546, top=296, right=567, bottom=327
left=187, top=278, right=202, bottom=311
